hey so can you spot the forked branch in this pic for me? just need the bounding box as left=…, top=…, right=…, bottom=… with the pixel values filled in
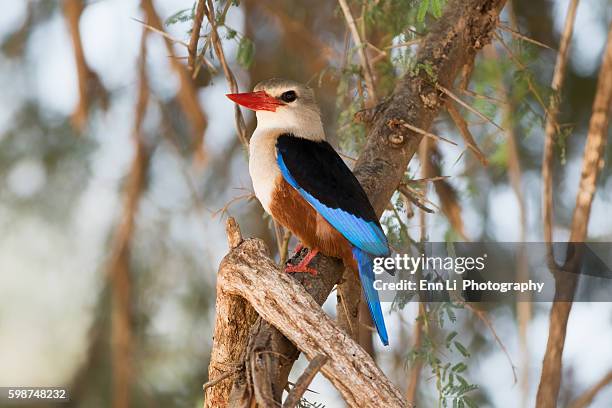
left=217, top=230, right=407, bottom=407
left=536, top=21, right=612, bottom=408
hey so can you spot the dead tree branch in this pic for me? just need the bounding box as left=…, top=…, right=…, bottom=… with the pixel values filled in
left=204, top=218, right=258, bottom=408
left=218, top=235, right=407, bottom=407
left=536, top=22, right=612, bottom=408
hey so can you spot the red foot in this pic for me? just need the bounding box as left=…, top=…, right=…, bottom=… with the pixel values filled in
left=285, top=248, right=319, bottom=276
left=285, top=263, right=318, bottom=275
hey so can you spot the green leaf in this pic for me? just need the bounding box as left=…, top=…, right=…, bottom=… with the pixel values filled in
left=236, top=37, right=255, bottom=69
left=442, top=362, right=451, bottom=381
left=445, top=305, right=457, bottom=323
left=417, top=0, right=430, bottom=23
left=165, top=8, right=192, bottom=26
left=225, top=28, right=238, bottom=40
left=454, top=341, right=471, bottom=357
left=446, top=331, right=458, bottom=346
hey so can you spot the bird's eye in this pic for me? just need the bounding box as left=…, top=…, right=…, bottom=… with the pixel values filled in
left=280, top=90, right=297, bottom=103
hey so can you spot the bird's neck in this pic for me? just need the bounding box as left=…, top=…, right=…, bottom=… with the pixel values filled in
left=254, top=110, right=325, bottom=142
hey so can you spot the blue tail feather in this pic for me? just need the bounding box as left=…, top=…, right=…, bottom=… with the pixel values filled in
left=352, top=247, right=389, bottom=346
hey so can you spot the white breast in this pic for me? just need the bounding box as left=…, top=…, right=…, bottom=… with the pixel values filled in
left=249, top=129, right=281, bottom=214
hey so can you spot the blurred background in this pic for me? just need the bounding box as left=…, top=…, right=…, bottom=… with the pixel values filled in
left=0, top=0, right=611, bottom=407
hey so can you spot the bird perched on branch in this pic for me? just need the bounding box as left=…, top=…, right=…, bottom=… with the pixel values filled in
left=227, top=78, right=390, bottom=346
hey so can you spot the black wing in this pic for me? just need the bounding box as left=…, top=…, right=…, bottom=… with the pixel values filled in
left=276, top=134, right=389, bottom=256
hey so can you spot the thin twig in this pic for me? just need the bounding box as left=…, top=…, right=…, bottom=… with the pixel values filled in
left=493, top=32, right=549, bottom=114
left=542, top=0, right=580, bottom=244
left=460, top=88, right=507, bottom=106
left=386, top=39, right=421, bottom=49
left=282, top=355, right=328, bottom=408
left=399, top=121, right=458, bottom=146
left=498, top=24, right=554, bottom=50
left=569, top=370, right=612, bottom=408
left=436, top=84, right=504, bottom=131
left=406, top=175, right=451, bottom=184
left=203, top=368, right=241, bottom=391
left=338, top=0, right=377, bottom=107
left=447, top=103, right=488, bottom=166
left=398, top=184, right=437, bottom=213
left=204, top=0, right=249, bottom=147
left=212, top=193, right=255, bottom=218
left=132, top=18, right=190, bottom=48
left=188, top=0, right=207, bottom=72
left=465, top=303, right=517, bottom=383
left=338, top=151, right=358, bottom=162
left=485, top=35, right=531, bottom=406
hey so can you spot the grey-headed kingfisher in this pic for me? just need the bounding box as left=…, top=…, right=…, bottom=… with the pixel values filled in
left=226, top=79, right=390, bottom=345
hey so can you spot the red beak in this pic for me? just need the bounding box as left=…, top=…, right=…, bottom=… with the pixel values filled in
left=226, top=91, right=284, bottom=112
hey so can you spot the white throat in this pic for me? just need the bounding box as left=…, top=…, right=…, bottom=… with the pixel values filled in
left=254, top=107, right=325, bottom=141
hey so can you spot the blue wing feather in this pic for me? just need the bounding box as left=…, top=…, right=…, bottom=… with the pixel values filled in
left=352, top=247, right=389, bottom=345
left=277, top=153, right=388, bottom=256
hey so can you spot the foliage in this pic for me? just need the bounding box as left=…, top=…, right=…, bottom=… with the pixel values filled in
left=408, top=303, right=481, bottom=408
left=165, top=0, right=255, bottom=69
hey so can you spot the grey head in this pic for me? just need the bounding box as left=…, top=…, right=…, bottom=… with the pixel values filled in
left=252, top=78, right=324, bottom=140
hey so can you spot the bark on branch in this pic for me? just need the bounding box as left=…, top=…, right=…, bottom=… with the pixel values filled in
left=282, top=355, right=328, bottom=408
left=204, top=219, right=258, bottom=408
left=218, top=235, right=407, bottom=407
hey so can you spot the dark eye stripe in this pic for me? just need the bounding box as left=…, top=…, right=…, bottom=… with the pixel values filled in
left=280, top=90, right=297, bottom=103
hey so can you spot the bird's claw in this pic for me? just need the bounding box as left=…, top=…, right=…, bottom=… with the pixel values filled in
left=284, top=263, right=318, bottom=276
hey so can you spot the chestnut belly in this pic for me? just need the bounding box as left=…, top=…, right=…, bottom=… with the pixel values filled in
left=269, top=177, right=354, bottom=265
